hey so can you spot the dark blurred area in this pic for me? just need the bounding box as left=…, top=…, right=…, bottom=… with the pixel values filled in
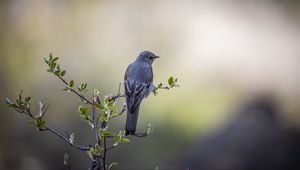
left=172, top=95, right=300, bottom=169
left=1, top=0, right=300, bottom=169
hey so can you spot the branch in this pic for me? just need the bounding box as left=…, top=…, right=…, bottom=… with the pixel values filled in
left=45, top=125, right=90, bottom=151
left=103, top=137, right=107, bottom=170
left=105, top=144, right=116, bottom=151
left=134, top=132, right=149, bottom=137
left=56, top=75, right=95, bottom=106
left=109, top=105, right=127, bottom=120
left=134, top=123, right=153, bottom=137
left=108, top=83, right=125, bottom=102
left=13, top=105, right=90, bottom=151
left=153, top=77, right=179, bottom=95
left=92, top=94, right=100, bottom=145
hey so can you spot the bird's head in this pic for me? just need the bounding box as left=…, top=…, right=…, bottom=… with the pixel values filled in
left=136, top=51, right=159, bottom=64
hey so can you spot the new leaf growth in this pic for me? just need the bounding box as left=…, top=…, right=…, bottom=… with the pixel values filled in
left=6, top=53, right=178, bottom=170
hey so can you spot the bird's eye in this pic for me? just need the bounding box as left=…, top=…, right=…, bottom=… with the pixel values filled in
left=149, top=56, right=153, bottom=59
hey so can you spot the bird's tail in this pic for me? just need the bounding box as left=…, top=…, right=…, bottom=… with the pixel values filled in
left=125, top=105, right=140, bottom=135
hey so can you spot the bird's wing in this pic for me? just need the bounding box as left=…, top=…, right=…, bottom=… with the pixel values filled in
left=124, top=78, right=149, bottom=112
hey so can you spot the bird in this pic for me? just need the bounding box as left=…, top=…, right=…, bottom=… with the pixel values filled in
left=124, top=51, right=159, bottom=135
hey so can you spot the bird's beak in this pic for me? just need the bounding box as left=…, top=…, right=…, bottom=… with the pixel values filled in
left=154, top=55, right=160, bottom=59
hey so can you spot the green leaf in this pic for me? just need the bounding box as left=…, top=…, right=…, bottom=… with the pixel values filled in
left=82, top=82, right=87, bottom=90
left=16, top=99, right=21, bottom=107
left=153, top=89, right=158, bottom=95
left=78, top=82, right=88, bottom=93
left=44, top=58, right=49, bottom=64
left=35, top=117, right=46, bottom=129
left=94, top=89, right=100, bottom=97
left=79, top=106, right=89, bottom=120
left=108, top=101, right=116, bottom=111
left=6, top=98, right=18, bottom=108
left=79, top=106, right=89, bottom=115
left=100, top=113, right=109, bottom=122
left=168, top=76, right=174, bottom=86
left=51, top=62, right=57, bottom=69
left=120, top=138, right=130, bottom=143
left=52, top=57, right=59, bottom=63
left=54, top=70, right=60, bottom=75
left=95, top=103, right=104, bottom=110
left=56, top=64, right=60, bottom=71
left=118, top=130, right=125, bottom=137
left=24, top=102, right=31, bottom=112
left=49, top=53, right=53, bottom=60
left=114, top=134, right=118, bottom=143
left=64, top=153, right=69, bottom=166
left=63, top=86, right=69, bottom=91
left=104, top=96, right=109, bottom=104
left=111, top=113, right=119, bottom=117
left=99, top=128, right=113, bottom=137
left=60, top=70, right=66, bottom=76
left=69, top=80, right=74, bottom=88
left=25, top=97, right=31, bottom=102
left=88, top=143, right=103, bottom=156
left=94, top=143, right=103, bottom=156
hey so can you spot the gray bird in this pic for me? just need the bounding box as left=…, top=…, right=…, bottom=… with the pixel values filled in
left=124, top=51, right=159, bottom=135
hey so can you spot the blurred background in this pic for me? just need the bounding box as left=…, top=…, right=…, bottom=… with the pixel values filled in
left=1, top=0, right=300, bottom=169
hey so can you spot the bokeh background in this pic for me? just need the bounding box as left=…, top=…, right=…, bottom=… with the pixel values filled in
left=1, top=0, right=300, bottom=169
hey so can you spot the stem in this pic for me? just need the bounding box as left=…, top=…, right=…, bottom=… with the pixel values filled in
left=45, top=125, right=90, bottom=151
left=103, top=137, right=107, bottom=170
left=109, top=83, right=125, bottom=102
left=56, top=75, right=95, bottom=105
left=157, top=86, right=170, bottom=90
left=97, top=157, right=101, bottom=170
left=105, top=144, right=116, bottom=151
left=92, top=102, right=100, bottom=144
left=109, top=94, right=125, bottom=102
left=109, top=105, right=127, bottom=120
left=134, top=132, right=149, bottom=137
left=15, top=108, right=90, bottom=151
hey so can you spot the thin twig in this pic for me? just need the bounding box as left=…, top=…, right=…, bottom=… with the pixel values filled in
left=105, top=144, right=117, bottom=151
left=97, top=157, right=101, bottom=170
left=108, top=83, right=125, bottom=102
left=103, top=137, right=107, bottom=170
left=109, top=105, right=127, bottom=120
left=93, top=111, right=99, bottom=145
left=134, top=132, right=149, bottom=137
left=109, top=94, right=125, bottom=102
left=46, top=125, right=90, bottom=151
left=41, top=105, right=50, bottom=118
left=15, top=108, right=90, bottom=151
left=56, top=75, right=95, bottom=105
left=100, top=116, right=109, bottom=170
left=92, top=94, right=100, bottom=145
left=157, top=86, right=170, bottom=90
